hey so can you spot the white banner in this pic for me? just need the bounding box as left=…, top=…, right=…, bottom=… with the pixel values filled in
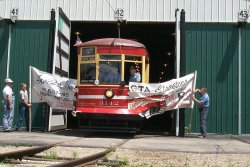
left=31, top=67, right=77, bottom=110
left=128, top=72, right=196, bottom=117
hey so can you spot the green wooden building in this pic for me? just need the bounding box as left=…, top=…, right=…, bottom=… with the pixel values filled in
left=0, top=0, right=249, bottom=134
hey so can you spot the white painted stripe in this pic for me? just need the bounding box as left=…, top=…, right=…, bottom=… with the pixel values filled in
left=78, top=95, right=131, bottom=100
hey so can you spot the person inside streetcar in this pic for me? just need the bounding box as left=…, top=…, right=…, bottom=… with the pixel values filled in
left=129, top=66, right=141, bottom=82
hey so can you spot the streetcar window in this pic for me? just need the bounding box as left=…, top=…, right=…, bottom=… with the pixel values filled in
left=80, top=63, right=96, bottom=84
left=100, top=55, right=121, bottom=60
left=98, top=55, right=121, bottom=84
left=124, top=62, right=142, bottom=84
left=124, top=55, right=143, bottom=84
left=99, top=61, right=121, bottom=84
left=125, top=56, right=142, bottom=61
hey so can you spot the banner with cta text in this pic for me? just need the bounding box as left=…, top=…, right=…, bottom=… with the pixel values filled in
left=31, top=67, right=77, bottom=110
left=128, top=72, right=196, bottom=117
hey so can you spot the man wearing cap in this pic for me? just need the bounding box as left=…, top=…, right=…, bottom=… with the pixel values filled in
left=2, top=78, right=15, bottom=132
left=129, top=66, right=141, bottom=82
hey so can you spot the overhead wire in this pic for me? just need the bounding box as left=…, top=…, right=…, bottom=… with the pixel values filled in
left=105, top=0, right=115, bottom=12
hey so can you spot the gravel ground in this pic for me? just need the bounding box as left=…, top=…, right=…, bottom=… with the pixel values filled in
left=0, top=146, right=105, bottom=159
left=107, top=148, right=250, bottom=167
left=0, top=146, right=105, bottom=167
left=1, top=146, right=250, bottom=167
left=36, top=146, right=106, bottom=159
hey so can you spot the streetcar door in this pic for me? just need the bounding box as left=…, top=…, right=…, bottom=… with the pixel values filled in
left=48, top=8, right=71, bottom=131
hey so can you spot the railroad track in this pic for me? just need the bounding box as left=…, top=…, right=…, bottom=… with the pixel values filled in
left=0, top=138, right=130, bottom=167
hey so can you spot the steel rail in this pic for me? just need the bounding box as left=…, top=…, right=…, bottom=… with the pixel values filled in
left=0, top=136, right=130, bottom=166
left=49, top=148, right=112, bottom=167
left=0, top=138, right=80, bottom=161
left=23, top=156, right=67, bottom=162
left=49, top=138, right=130, bottom=167
left=0, top=143, right=57, bottom=161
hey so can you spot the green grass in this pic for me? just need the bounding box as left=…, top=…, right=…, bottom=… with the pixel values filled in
left=110, top=146, right=117, bottom=152
left=71, top=150, right=78, bottom=160
left=184, top=156, right=190, bottom=167
left=43, top=150, right=58, bottom=160
left=167, top=162, right=174, bottom=167
left=217, top=132, right=227, bottom=135
left=202, top=160, right=207, bottom=166
left=139, top=162, right=154, bottom=167
left=13, top=143, right=20, bottom=147
left=7, top=165, right=15, bottom=167
left=118, top=156, right=129, bottom=166
left=185, top=127, right=190, bottom=134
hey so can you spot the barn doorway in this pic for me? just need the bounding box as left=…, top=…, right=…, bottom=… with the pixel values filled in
left=68, top=21, right=176, bottom=133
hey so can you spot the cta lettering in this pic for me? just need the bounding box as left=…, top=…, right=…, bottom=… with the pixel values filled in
left=130, top=85, right=150, bottom=92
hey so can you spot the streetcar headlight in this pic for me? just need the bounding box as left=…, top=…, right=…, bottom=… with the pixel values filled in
left=104, top=89, right=114, bottom=99
left=94, top=80, right=99, bottom=85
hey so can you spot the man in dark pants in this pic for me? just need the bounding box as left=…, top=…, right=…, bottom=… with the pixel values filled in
left=15, top=83, right=31, bottom=131
left=192, top=88, right=210, bottom=138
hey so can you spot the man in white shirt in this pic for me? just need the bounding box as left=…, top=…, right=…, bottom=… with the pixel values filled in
left=15, top=83, right=31, bottom=131
left=2, top=78, right=14, bottom=132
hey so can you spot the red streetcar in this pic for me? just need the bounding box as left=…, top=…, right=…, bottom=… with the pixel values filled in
left=73, top=38, right=158, bottom=131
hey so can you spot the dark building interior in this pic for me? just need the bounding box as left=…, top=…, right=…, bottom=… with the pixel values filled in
left=69, top=21, right=176, bottom=132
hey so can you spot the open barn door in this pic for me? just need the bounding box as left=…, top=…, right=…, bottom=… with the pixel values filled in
left=48, top=8, right=71, bottom=131
left=175, top=9, right=181, bottom=136
left=175, top=9, right=186, bottom=137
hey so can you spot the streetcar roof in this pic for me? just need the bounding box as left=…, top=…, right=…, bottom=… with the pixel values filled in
left=79, top=38, right=146, bottom=48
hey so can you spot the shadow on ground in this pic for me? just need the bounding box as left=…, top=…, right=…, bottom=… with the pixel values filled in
left=48, top=129, right=176, bottom=139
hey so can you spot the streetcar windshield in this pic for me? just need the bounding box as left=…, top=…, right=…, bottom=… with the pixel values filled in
left=79, top=51, right=146, bottom=85
left=99, top=62, right=121, bottom=84
left=99, top=55, right=121, bottom=84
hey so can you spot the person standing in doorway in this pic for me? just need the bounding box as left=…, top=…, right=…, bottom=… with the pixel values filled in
left=192, top=88, right=210, bottom=138
left=2, top=78, right=15, bottom=132
left=129, top=66, right=141, bottom=82
left=15, top=83, right=31, bottom=131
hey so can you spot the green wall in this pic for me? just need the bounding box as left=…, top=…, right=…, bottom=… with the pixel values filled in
left=0, top=21, right=8, bottom=98
left=241, top=25, right=250, bottom=134
left=185, top=23, right=250, bottom=134
left=0, top=21, right=50, bottom=130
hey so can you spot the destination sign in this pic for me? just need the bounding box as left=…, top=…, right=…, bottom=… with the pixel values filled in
left=82, top=47, right=96, bottom=56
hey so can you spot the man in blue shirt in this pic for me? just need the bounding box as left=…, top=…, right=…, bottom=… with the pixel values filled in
left=129, top=66, right=141, bottom=82
left=192, top=88, right=210, bottom=138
